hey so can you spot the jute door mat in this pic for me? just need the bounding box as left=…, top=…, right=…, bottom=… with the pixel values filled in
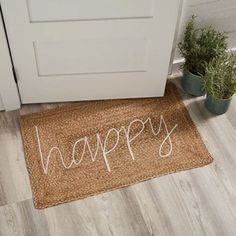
left=20, top=82, right=213, bottom=209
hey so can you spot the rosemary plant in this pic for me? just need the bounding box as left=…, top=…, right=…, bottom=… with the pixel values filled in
left=203, top=52, right=236, bottom=99
left=178, top=16, right=228, bottom=76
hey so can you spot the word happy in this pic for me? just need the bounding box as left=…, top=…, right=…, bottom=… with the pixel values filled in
left=35, top=116, right=178, bottom=174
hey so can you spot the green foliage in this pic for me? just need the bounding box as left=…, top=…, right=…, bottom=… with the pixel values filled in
left=203, top=52, right=236, bottom=99
left=178, top=15, right=228, bottom=76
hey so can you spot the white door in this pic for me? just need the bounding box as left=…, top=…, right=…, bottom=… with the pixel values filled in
left=1, top=0, right=181, bottom=104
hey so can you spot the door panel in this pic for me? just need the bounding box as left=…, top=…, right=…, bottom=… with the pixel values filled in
left=27, top=0, right=154, bottom=22
left=1, top=0, right=181, bottom=104
left=34, top=38, right=147, bottom=76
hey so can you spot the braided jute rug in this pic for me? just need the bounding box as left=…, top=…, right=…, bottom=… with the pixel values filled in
left=20, top=82, right=213, bottom=209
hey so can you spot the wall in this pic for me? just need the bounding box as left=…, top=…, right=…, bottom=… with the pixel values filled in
left=174, top=0, right=236, bottom=61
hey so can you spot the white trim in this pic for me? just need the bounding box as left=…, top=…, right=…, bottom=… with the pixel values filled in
left=171, top=57, right=185, bottom=75
left=0, top=9, right=21, bottom=111
left=168, top=0, right=184, bottom=75
left=0, top=94, right=4, bottom=111
left=227, top=47, right=236, bottom=53
left=171, top=47, right=236, bottom=75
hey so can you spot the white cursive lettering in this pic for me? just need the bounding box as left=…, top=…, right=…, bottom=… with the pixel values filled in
left=35, top=115, right=178, bottom=174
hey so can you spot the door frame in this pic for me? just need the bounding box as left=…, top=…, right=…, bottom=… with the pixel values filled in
left=0, top=6, right=20, bottom=111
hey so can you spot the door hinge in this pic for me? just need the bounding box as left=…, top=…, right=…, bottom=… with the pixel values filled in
left=12, top=66, right=17, bottom=83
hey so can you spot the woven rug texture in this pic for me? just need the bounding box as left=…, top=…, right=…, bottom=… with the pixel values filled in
left=20, top=82, right=213, bottom=209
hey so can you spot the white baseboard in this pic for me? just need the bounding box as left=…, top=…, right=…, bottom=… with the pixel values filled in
left=0, top=95, right=4, bottom=111
left=171, top=58, right=185, bottom=74
left=170, top=47, right=236, bottom=75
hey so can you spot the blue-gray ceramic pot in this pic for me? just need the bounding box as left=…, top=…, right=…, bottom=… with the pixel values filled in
left=181, top=70, right=205, bottom=96
left=205, top=95, right=232, bottom=115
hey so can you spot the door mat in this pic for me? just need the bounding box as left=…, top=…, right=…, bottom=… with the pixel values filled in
left=20, top=82, right=213, bottom=209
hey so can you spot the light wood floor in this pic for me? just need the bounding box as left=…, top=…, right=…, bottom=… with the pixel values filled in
left=0, top=79, right=236, bottom=236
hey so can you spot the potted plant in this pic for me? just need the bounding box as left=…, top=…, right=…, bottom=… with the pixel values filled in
left=178, top=16, right=228, bottom=96
left=203, top=52, right=236, bottom=115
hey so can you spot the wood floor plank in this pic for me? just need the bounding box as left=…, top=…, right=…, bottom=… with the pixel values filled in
left=0, top=110, right=31, bottom=206
left=0, top=78, right=236, bottom=236
left=0, top=104, right=60, bottom=206
left=0, top=200, right=49, bottom=236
